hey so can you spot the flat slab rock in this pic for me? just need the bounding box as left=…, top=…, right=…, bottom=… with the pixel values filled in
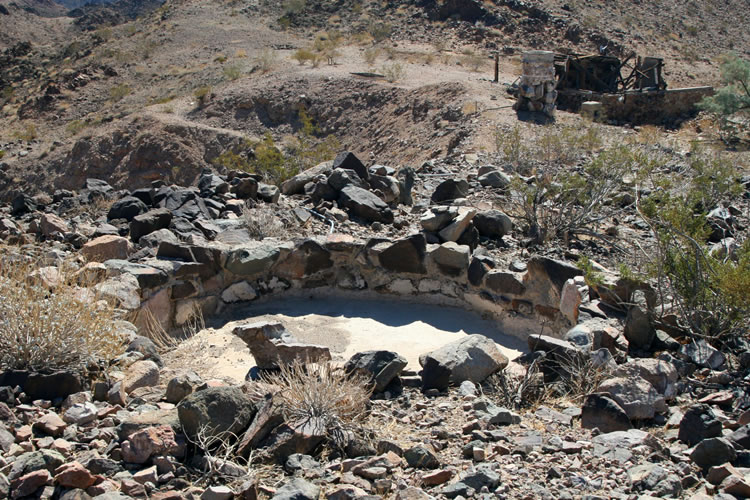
left=233, top=320, right=331, bottom=369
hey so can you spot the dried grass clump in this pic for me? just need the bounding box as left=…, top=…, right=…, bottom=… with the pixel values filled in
left=0, top=252, right=124, bottom=371
left=258, top=360, right=373, bottom=444
left=242, top=204, right=287, bottom=240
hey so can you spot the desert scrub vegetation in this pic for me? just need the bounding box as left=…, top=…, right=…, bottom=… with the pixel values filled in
left=109, top=83, right=132, bottom=102
left=635, top=145, right=750, bottom=346
left=193, top=85, right=211, bottom=107
left=258, top=359, right=373, bottom=448
left=381, top=61, right=406, bottom=83
left=12, top=122, right=38, bottom=142
left=253, top=48, right=276, bottom=74
left=242, top=204, right=287, bottom=240
left=0, top=252, right=124, bottom=371
left=214, top=107, right=340, bottom=185
left=698, top=52, right=750, bottom=143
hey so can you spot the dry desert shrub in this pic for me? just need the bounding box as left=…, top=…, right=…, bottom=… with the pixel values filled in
left=258, top=359, right=373, bottom=445
left=242, top=204, right=286, bottom=240
left=0, top=252, right=123, bottom=371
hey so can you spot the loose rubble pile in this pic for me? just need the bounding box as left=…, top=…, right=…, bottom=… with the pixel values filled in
left=0, top=150, right=749, bottom=499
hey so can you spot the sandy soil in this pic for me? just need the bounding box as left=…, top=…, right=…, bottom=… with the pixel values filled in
left=162, top=296, right=527, bottom=384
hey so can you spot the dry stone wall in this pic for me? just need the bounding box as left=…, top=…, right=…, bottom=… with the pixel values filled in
left=103, top=231, right=584, bottom=341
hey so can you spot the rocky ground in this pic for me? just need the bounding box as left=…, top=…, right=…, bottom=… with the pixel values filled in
left=0, top=0, right=749, bottom=499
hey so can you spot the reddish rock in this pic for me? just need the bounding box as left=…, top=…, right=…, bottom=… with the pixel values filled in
left=15, top=425, right=32, bottom=442
left=421, top=469, right=454, bottom=486
left=133, top=465, right=158, bottom=485
left=121, top=478, right=147, bottom=496
left=54, top=461, right=97, bottom=489
left=40, top=213, right=69, bottom=237
left=123, top=360, right=160, bottom=394
left=81, top=235, right=133, bottom=262
left=34, top=413, right=67, bottom=437
left=122, top=425, right=184, bottom=464
left=11, top=469, right=51, bottom=498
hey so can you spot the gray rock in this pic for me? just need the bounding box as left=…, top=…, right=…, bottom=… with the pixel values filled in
left=624, top=305, right=655, bottom=350
left=420, top=207, right=457, bottom=232
left=9, top=450, right=65, bottom=481
left=63, top=402, right=98, bottom=425
left=233, top=321, right=331, bottom=370
left=281, top=161, right=333, bottom=195
left=285, top=454, right=320, bottom=474
left=461, top=466, right=500, bottom=490
left=420, top=334, right=509, bottom=390
left=581, top=393, right=631, bottom=433
left=614, top=358, right=677, bottom=397
left=338, top=186, right=393, bottom=224
left=201, top=486, right=234, bottom=500
left=258, top=183, right=280, bottom=203
left=478, top=170, right=511, bottom=189
left=598, top=376, right=666, bottom=420
left=727, top=424, right=750, bottom=450
left=224, top=242, right=282, bottom=276
left=691, top=437, right=737, bottom=469
left=564, top=325, right=592, bottom=350
left=344, top=351, right=407, bottom=393
left=165, top=371, right=203, bottom=404
left=679, top=405, right=723, bottom=446
left=123, top=360, right=160, bottom=394
left=177, top=386, right=256, bottom=440
left=0, top=473, right=8, bottom=500
left=484, top=271, right=525, bottom=295
left=328, top=168, right=369, bottom=192
left=272, top=477, right=321, bottom=500
left=430, top=242, right=470, bottom=273
left=404, top=445, right=440, bottom=469
left=680, top=339, right=726, bottom=370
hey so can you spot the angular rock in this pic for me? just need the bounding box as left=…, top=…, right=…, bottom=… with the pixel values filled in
left=373, top=234, right=427, bottom=274
left=431, top=179, right=469, bottom=203
left=404, top=446, right=440, bottom=469
left=598, top=376, right=666, bottom=420
left=81, top=235, right=133, bottom=262
left=123, top=360, right=160, bottom=394
left=165, top=371, right=203, bottom=404
left=221, top=281, right=258, bottom=303
left=478, top=170, right=511, bottom=189
left=54, top=461, right=96, bottom=489
left=272, top=477, right=320, bottom=500
left=614, top=358, right=678, bottom=397
left=484, top=271, right=525, bottom=295
left=344, top=351, right=407, bottom=393
left=680, top=339, right=726, bottom=370
left=438, top=207, right=476, bottom=242
left=420, top=334, right=509, bottom=390
left=177, top=386, right=256, bottom=440
left=522, top=256, right=582, bottom=310
left=333, top=151, right=369, bottom=181
left=338, top=186, right=393, bottom=224
left=624, top=305, right=655, bottom=350
left=473, top=210, right=512, bottom=238
left=62, top=403, right=97, bottom=425
left=34, top=413, right=67, bottom=438
left=108, top=197, right=148, bottom=221
left=40, top=213, right=69, bottom=237
left=130, top=208, right=173, bottom=243
left=430, top=242, right=470, bottom=273
left=10, top=469, right=50, bottom=498
left=281, top=161, right=333, bottom=195
left=233, top=321, right=331, bottom=370
left=224, top=242, right=282, bottom=276
left=678, top=405, right=723, bottom=446
left=121, top=425, right=184, bottom=464
left=581, top=393, right=632, bottom=433
left=691, top=437, right=737, bottom=469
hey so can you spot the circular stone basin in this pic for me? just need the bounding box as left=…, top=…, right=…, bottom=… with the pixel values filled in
left=163, top=296, right=527, bottom=384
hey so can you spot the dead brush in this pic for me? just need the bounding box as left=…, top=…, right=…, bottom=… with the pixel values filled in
left=256, top=359, right=373, bottom=449
left=131, top=302, right=206, bottom=353
left=0, top=250, right=124, bottom=371
left=242, top=204, right=287, bottom=240
left=483, top=357, right=548, bottom=410
left=549, top=350, right=612, bottom=402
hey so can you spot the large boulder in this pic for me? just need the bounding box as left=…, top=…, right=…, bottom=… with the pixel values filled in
left=680, top=338, right=726, bottom=370
left=177, top=386, right=257, bottom=440
left=613, top=358, right=677, bottom=397
left=581, top=393, right=632, bottom=433
left=81, top=235, right=133, bottom=262
left=623, top=305, right=655, bottom=350
left=233, top=321, right=331, bottom=370
left=691, top=437, right=737, bottom=469
left=344, top=351, right=407, bottom=393
left=281, top=161, right=333, bottom=195
left=130, top=208, right=173, bottom=243
left=431, top=179, right=469, bottom=203
left=223, top=242, right=283, bottom=276
left=40, top=213, right=69, bottom=237
left=678, top=405, right=723, bottom=446
left=419, top=335, right=509, bottom=390
left=598, top=376, right=666, bottom=420
left=372, top=234, right=427, bottom=274
left=338, top=186, right=393, bottom=224
left=333, top=151, right=369, bottom=181
left=473, top=210, right=512, bottom=238
left=108, top=196, right=148, bottom=221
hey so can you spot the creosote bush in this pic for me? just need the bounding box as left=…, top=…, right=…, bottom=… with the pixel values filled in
left=258, top=359, right=373, bottom=446
left=0, top=253, right=124, bottom=371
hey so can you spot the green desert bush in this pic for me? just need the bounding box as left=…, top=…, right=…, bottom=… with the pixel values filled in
left=0, top=253, right=123, bottom=371
left=109, top=83, right=131, bottom=102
